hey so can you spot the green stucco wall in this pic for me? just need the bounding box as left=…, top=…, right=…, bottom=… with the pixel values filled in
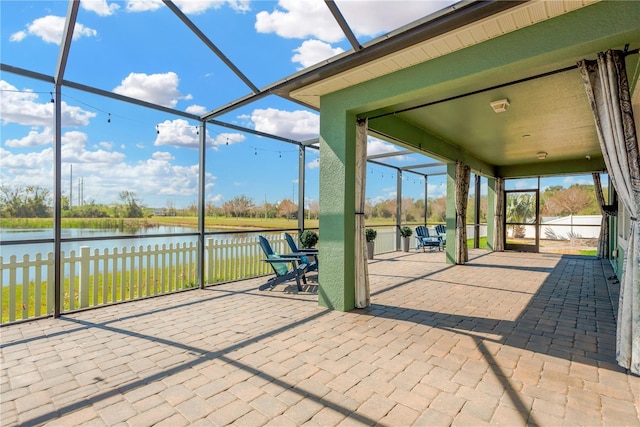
left=445, top=164, right=456, bottom=265
left=317, top=99, right=356, bottom=311
left=486, top=177, right=496, bottom=252
left=313, top=0, right=640, bottom=311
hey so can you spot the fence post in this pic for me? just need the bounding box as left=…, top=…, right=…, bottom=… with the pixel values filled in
left=206, top=238, right=212, bottom=284
left=79, top=246, right=90, bottom=308
left=47, top=252, right=54, bottom=315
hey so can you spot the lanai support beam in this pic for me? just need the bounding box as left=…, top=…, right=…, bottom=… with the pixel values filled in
left=445, top=164, right=457, bottom=264
left=486, top=177, right=497, bottom=252
left=318, top=102, right=357, bottom=311
left=396, top=171, right=402, bottom=251
left=298, top=146, right=306, bottom=232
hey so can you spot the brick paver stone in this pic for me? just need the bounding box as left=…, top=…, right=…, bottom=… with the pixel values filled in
left=1, top=251, right=639, bottom=427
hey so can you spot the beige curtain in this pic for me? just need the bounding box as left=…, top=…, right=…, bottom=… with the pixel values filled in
left=455, top=162, right=471, bottom=264
left=592, top=172, right=610, bottom=259
left=579, top=50, right=639, bottom=375
left=493, top=177, right=505, bottom=252
left=354, top=118, right=370, bottom=308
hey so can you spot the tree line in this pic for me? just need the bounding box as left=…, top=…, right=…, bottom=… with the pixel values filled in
left=0, top=183, right=603, bottom=221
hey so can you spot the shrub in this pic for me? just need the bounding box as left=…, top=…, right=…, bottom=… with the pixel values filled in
left=400, top=226, right=413, bottom=237
left=299, top=230, right=319, bottom=248
left=365, top=228, right=377, bottom=242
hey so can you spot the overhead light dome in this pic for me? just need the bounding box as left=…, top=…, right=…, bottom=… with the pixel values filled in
left=490, top=99, right=510, bottom=113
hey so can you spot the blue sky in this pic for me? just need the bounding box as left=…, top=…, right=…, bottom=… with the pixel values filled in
left=1, top=1, right=595, bottom=211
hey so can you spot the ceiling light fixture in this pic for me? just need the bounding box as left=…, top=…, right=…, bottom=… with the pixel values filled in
left=536, top=151, right=548, bottom=160
left=490, top=99, right=510, bottom=113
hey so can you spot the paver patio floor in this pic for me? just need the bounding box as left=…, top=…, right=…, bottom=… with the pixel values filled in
left=1, top=250, right=639, bottom=426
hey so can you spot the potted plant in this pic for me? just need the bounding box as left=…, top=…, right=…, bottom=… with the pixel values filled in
left=299, top=230, right=319, bottom=249
left=365, top=228, right=377, bottom=259
left=400, top=226, right=413, bottom=252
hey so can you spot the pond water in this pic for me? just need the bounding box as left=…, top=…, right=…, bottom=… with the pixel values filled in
left=0, top=226, right=274, bottom=259
left=1, top=226, right=286, bottom=285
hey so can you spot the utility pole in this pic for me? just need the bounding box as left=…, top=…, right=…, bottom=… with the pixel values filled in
left=69, top=164, right=73, bottom=209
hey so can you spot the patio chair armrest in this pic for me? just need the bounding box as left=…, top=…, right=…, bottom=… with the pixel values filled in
left=263, top=258, right=298, bottom=266
left=278, top=252, right=315, bottom=260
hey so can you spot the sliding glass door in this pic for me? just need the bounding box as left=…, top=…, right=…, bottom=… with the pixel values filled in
left=504, top=189, right=539, bottom=252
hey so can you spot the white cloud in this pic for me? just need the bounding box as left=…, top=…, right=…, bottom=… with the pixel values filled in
left=248, top=108, right=319, bottom=141
left=124, top=0, right=249, bottom=14
left=0, top=80, right=96, bottom=129
left=562, top=176, right=590, bottom=186
left=307, top=157, right=320, bottom=170
left=185, top=104, right=207, bottom=115
left=61, top=131, right=126, bottom=163
left=0, top=130, right=124, bottom=173
left=255, top=0, right=342, bottom=42
left=367, top=137, right=404, bottom=160
left=5, top=128, right=53, bottom=148
left=174, top=0, right=250, bottom=14
left=212, top=132, right=245, bottom=147
left=514, top=179, right=537, bottom=190
left=337, top=1, right=458, bottom=38
left=9, top=31, right=27, bottom=42
left=113, top=72, right=188, bottom=108
left=292, top=39, right=344, bottom=69
left=255, top=0, right=457, bottom=43
left=0, top=146, right=52, bottom=171
left=154, top=119, right=245, bottom=149
left=151, top=151, right=175, bottom=161
left=1, top=130, right=213, bottom=206
left=81, top=0, right=121, bottom=16
left=10, top=15, right=97, bottom=45
left=125, top=0, right=163, bottom=12
left=155, top=119, right=200, bottom=148
left=427, top=181, right=446, bottom=199
left=208, top=194, right=224, bottom=203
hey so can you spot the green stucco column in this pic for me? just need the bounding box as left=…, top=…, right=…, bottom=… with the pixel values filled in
left=486, top=177, right=496, bottom=251
left=318, top=103, right=356, bottom=311
left=445, top=163, right=456, bottom=264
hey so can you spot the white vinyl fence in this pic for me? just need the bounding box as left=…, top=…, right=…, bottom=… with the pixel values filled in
left=506, top=215, right=602, bottom=239
left=1, top=234, right=293, bottom=324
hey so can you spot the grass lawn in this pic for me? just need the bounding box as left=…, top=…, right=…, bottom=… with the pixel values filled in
left=1, top=216, right=319, bottom=231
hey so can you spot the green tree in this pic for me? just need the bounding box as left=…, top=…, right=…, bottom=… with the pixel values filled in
left=374, top=199, right=395, bottom=219
left=411, top=199, right=426, bottom=223
left=222, top=195, right=253, bottom=217
left=506, top=193, right=534, bottom=238
left=542, top=185, right=597, bottom=216
left=428, top=196, right=446, bottom=223
left=307, top=199, right=319, bottom=220
left=277, top=198, right=297, bottom=219
left=0, top=185, right=52, bottom=218
left=118, top=190, right=144, bottom=218
left=401, top=197, right=415, bottom=222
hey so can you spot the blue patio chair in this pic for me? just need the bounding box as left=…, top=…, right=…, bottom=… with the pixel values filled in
left=415, top=226, right=443, bottom=251
left=284, top=233, right=318, bottom=270
left=435, top=224, right=446, bottom=246
left=258, top=236, right=309, bottom=291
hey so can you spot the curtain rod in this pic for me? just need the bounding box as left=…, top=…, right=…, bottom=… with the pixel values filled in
left=367, top=48, right=639, bottom=121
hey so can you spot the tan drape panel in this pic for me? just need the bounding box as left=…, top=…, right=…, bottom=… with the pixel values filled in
left=579, top=50, right=640, bottom=375
left=592, top=172, right=609, bottom=259
left=493, top=177, right=505, bottom=252
left=455, top=162, right=471, bottom=264
left=354, top=118, right=370, bottom=308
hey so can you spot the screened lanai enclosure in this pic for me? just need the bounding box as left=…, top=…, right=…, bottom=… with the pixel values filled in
left=1, top=1, right=639, bottom=375
left=1, top=0, right=464, bottom=327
